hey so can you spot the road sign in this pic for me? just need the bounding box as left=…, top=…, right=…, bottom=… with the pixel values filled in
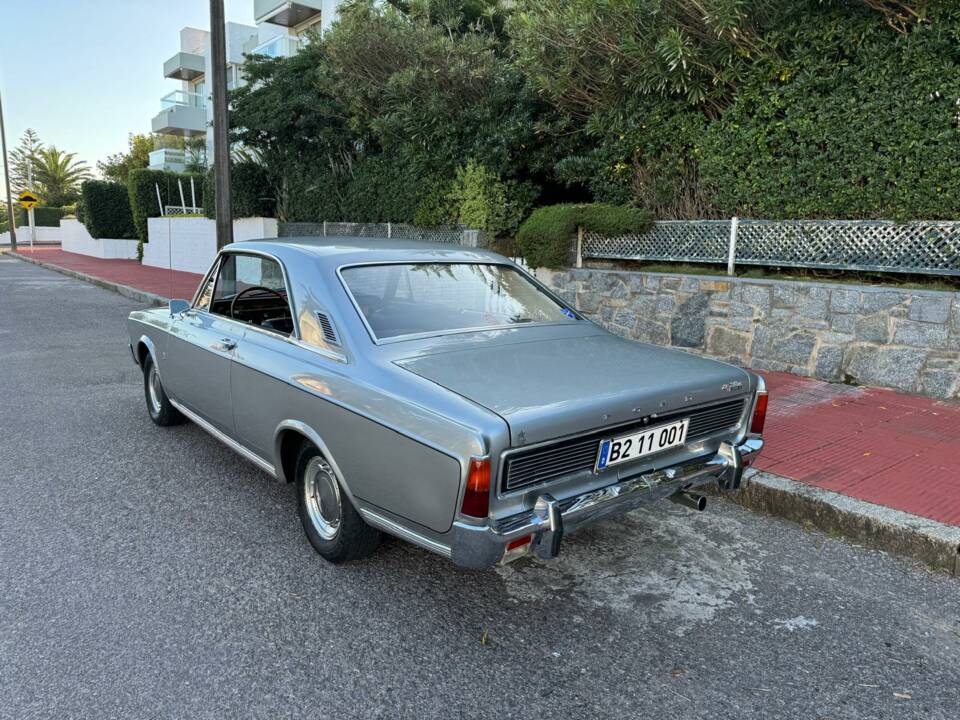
left=18, top=190, right=40, bottom=209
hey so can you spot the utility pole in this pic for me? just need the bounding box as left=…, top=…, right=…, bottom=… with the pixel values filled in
left=210, top=0, right=232, bottom=249
left=0, top=89, right=15, bottom=251
left=27, top=158, right=35, bottom=249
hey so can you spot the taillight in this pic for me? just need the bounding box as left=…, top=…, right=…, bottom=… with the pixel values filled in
left=460, top=458, right=491, bottom=518
left=750, top=391, right=768, bottom=435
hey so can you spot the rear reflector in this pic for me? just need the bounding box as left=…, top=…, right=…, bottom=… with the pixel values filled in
left=460, top=458, right=491, bottom=518
left=506, top=535, right=532, bottom=551
left=750, top=391, right=768, bottom=435
left=501, top=534, right=534, bottom=564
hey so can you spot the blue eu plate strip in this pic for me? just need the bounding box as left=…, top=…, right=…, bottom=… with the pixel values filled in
left=597, top=440, right=611, bottom=471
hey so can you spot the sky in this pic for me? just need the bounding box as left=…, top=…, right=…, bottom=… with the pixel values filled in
left=0, top=0, right=255, bottom=194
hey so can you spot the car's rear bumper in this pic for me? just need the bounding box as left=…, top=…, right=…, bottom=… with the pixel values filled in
left=449, top=437, right=763, bottom=568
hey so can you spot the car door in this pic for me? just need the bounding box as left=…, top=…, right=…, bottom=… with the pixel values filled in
left=163, top=254, right=244, bottom=433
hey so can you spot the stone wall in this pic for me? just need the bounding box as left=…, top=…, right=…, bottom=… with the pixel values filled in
left=540, top=267, right=960, bottom=401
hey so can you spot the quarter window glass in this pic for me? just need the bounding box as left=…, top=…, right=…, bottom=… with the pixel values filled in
left=194, top=260, right=218, bottom=310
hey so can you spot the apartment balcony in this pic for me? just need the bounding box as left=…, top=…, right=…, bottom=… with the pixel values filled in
left=163, top=51, right=205, bottom=81
left=247, top=34, right=302, bottom=59
left=254, top=0, right=323, bottom=27
left=151, top=91, right=207, bottom=137
left=148, top=148, right=187, bottom=173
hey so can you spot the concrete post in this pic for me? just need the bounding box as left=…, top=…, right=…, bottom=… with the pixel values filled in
left=727, top=216, right=739, bottom=276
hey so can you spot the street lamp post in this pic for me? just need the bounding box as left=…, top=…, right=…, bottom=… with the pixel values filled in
left=0, top=89, right=16, bottom=251
left=210, top=0, right=233, bottom=250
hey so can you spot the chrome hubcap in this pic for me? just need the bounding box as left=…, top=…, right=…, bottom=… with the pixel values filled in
left=304, top=457, right=342, bottom=540
left=148, top=366, right=163, bottom=415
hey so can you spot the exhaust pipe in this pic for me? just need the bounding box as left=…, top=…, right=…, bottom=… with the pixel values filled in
left=669, top=491, right=707, bottom=512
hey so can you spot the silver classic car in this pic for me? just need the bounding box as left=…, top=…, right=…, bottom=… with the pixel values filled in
left=128, top=238, right=765, bottom=568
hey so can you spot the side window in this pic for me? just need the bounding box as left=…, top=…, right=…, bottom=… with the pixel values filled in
left=194, top=258, right=219, bottom=310
left=209, top=253, right=294, bottom=336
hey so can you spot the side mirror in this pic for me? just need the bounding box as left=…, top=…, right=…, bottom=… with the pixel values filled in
left=169, top=299, right=190, bottom=317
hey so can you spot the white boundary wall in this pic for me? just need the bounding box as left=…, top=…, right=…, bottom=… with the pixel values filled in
left=60, top=219, right=138, bottom=259
left=143, top=217, right=278, bottom=274
left=1, top=225, right=62, bottom=245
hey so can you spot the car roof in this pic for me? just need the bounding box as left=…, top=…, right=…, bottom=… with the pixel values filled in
left=223, top=236, right=511, bottom=269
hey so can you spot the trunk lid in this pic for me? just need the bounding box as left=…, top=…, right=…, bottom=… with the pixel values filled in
left=396, top=334, right=751, bottom=446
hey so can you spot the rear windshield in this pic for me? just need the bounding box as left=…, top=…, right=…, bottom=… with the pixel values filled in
left=340, top=263, right=577, bottom=340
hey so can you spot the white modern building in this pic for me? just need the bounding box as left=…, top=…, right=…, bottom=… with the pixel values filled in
left=149, top=1, right=340, bottom=172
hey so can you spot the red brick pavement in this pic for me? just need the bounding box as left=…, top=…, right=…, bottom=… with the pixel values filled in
left=755, top=371, right=960, bottom=526
left=12, top=245, right=203, bottom=300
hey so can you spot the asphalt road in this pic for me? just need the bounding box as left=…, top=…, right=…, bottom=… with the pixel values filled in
left=1, top=257, right=959, bottom=720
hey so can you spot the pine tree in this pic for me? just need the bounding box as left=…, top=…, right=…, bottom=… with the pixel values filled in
left=9, top=128, right=42, bottom=194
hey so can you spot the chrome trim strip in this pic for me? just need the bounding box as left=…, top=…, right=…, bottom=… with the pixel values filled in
left=359, top=508, right=453, bottom=558
left=169, top=398, right=277, bottom=477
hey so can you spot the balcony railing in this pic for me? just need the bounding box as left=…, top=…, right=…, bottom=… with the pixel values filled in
left=249, top=34, right=302, bottom=58
left=163, top=51, right=205, bottom=81
left=160, top=90, right=207, bottom=111
left=148, top=149, right=187, bottom=172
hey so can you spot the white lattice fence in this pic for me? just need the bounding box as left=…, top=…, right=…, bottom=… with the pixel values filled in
left=583, top=219, right=960, bottom=276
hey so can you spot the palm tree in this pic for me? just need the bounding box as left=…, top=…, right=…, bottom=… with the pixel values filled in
left=30, top=146, right=91, bottom=205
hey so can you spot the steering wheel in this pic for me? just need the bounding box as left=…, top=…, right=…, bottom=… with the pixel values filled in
left=229, top=286, right=288, bottom=322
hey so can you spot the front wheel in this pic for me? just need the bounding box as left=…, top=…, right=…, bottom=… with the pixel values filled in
left=295, top=443, right=380, bottom=563
left=142, top=355, right=183, bottom=427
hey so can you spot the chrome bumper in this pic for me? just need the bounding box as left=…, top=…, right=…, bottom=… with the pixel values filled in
left=449, top=437, right=763, bottom=568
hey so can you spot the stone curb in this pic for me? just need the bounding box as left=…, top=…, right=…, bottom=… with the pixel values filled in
left=727, top=469, right=960, bottom=576
left=8, top=252, right=168, bottom=308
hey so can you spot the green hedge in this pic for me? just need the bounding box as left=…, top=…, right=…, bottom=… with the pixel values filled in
left=203, top=162, right=276, bottom=219
left=16, top=205, right=66, bottom=227
left=516, top=204, right=653, bottom=268
left=127, top=169, right=206, bottom=243
left=697, top=5, right=960, bottom=220
left=79, top=181, right=136, bottom=239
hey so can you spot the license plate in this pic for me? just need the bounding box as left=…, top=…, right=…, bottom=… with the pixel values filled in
left=595, top=418, right=690, bottom=472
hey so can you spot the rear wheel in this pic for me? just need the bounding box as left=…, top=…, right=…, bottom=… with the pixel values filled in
left=295, top=443, right=380, bottom=563
left=142, top=354, right=183, bottom=427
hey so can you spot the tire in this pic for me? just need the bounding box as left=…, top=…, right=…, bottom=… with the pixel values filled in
left=295, top=442, right=380, bottom=563
left=142, top=354, right=184, bottom=427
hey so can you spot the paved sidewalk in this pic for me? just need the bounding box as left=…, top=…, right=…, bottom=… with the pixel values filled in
left=10, top=245, right=203, bottom=301
left=755, top=372, right=959, bottom=526
left=8, top=246, right=960, bottom=541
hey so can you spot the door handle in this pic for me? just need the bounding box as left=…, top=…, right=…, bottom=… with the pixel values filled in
left=210, top=338, right=238, bottom=352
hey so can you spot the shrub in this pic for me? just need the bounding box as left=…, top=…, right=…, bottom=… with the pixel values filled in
left=203, top=162, right=277, bottom=219
left=15, top=205, right=66, bottom=227
left=79, top=180, right=136, bottom=239
left=412, top=177, right=456, bottom=228
left=338, top=157, right=423, bottom=223
left=127, top=169, right=206, bottom=242
left=444, top=161, right=537, bottom=237
left=516, top=203, right=653, bottom=268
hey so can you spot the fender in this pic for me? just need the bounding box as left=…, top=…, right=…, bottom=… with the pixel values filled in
left=135, top=333, right=158, bottom=368
left=272, top=419, right=360, bottom=505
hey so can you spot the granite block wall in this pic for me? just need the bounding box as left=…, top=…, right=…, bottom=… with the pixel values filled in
left=541, top=268, right=960, bottom=400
